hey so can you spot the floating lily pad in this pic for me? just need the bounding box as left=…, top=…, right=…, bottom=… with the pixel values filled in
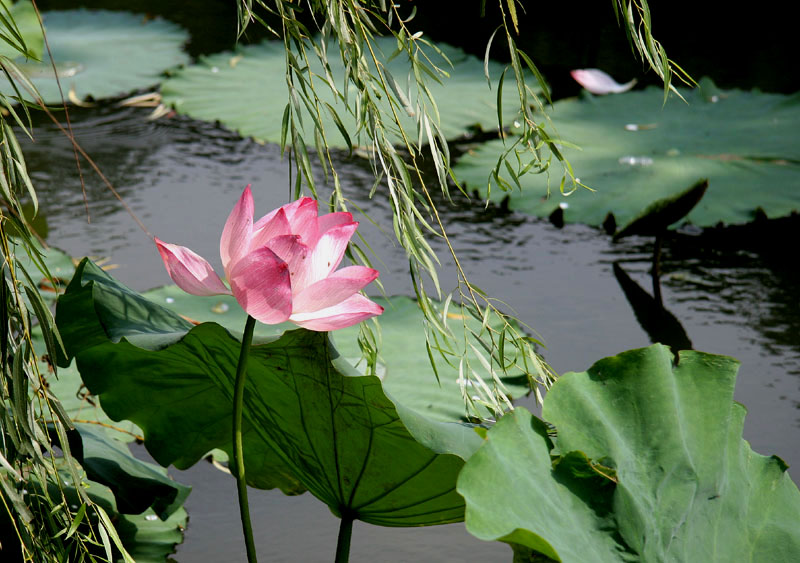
left=1, top=10, right=188, bottom=104
left=457, top=345, right=800, bottom=561
left=56, top=260, right=470, bottom=525
left=161, top=37, right=527, bottom=147
left=454, top=80, right=800, bottom=228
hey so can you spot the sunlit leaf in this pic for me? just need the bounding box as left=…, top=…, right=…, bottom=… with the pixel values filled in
left=454, top=80, right=800, bottom=227
left=458, top=345, right=800, bottom=561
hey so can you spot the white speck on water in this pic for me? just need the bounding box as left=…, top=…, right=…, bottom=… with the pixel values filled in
left=559, top=202, right=569, bottom=209
left=146, top=514, right=159, bottom=521
left=211, top=66, right=219, bottom=73
left=618, top=155, right=654, bottom=166
left=513, top=120, right=521, bottom=128
left=212, top=302, right=229, bottom=314
left=625, top=123, right=639, bottom=131
left=165, top=297, right=175, bottom=303
left=711, top=95, right=719, bottom=103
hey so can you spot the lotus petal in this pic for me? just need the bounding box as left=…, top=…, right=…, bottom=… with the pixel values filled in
left=289, top=293, right=384, bottom=331
left=571, top=68, right=636, bottom=95
left=220, top=185, right=254, bottom=275
left=299, top=222, right=358, bottom=292
left=293, top=266, right=379, bottom=313
left=228, top=247, right=292, bottom=324
left=155, top=238, right=229, bottom=296
left=250, top=207, right=291, bottom=250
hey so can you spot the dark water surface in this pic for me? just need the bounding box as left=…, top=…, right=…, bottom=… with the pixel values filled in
left=19, top=102, right=800, bottom=561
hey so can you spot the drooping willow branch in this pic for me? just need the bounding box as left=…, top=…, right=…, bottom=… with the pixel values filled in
left=237, top=0, right=681, bottom=416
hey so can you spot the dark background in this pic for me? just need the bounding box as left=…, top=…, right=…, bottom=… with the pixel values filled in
left=37, top=1, right=799, bottom=96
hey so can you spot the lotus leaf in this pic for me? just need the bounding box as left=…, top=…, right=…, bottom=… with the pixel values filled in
left=457, top=345, right=800, bottom=561
left=143, top=285, right=530, bottom=458
left=71, top=423, right=190, bottom=519
left=453, top=80, right=800, bottom=227
left=45, top=469, right=187, bottom=563
left=56, top=259, right=468, bottom=526
left=160, top=37, right=528, bottom=147
left=1, top=10, right=188, bottom=104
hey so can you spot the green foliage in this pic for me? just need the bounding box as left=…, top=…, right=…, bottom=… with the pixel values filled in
left=57, top=259, right=471, bottom=526
left=0, top=1, right=43, bottom=60
left=454, top=81, right=800, bottom=228
left=0, top=9, right=189, bottom=104
left=142, top=286, right=531, bottom=458
left=229, top=0, right=680, bottom=417
left=457, top=345, right=800, bottom=562
left=71, top=423, right=190, bottom=519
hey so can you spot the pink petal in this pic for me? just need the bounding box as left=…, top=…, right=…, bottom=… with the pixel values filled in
left=296, top=222, right=358, bottom=292
left=228, top=247, right=292, bottom=324
left=318, top=211, right=353, bottom=233
left=570, top=69, right=636, bottom=95
left=251, top=208, right=291, bottom=251
left=292, top=266, right=379, bottom=313
left=280, top=197, right=314, bottom=221
left=307, top=211, right=353, bottom=248
left=220, top=185, right=254, bottom=276
left=289, top=294, right=384, bottom=331
left=264, top=234, right=310, bottom=288
left=155, top=238, right=230, bottom=296
left=286, top=197, right=319, bottom=243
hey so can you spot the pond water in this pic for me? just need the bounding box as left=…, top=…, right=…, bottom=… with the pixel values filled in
left=18, top=97, right=800, bottom=560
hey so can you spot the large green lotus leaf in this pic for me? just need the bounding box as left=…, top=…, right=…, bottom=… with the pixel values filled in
left=1, top=10, right=188, bottom=104
left=457, top=345, right=800, bottom=561
left=161, top=37, right=527, bottom=147
left=144, top=286, right=529, bottom=459
left=57, top=259, right=467, bottom=526
left=56, top=259, right=305, bottom=495
left=454, top=81, right=800, bottom=227
left=457, top=408, right=629, bottom=562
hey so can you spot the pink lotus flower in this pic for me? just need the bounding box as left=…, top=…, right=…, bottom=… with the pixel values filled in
left=155, top=185, right=383, bottom=331
left=570, top=68, right=636, bottom=95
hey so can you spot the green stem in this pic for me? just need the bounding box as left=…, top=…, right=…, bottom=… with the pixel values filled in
left=334, top=513, right=354, bottom=563
left=233, top=315, right=258, bottom=563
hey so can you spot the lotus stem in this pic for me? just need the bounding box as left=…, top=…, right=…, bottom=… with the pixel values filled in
left=651, top=232, right=663, bottom=307
left=233, top=314, right=258, bottom=563
left=334, top=512, right=355, bottom=563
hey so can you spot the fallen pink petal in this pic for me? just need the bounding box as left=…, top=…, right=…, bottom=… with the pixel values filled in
left=570, top=68, right=636, bottom=94
left=155, top=185, right=383, bottom=329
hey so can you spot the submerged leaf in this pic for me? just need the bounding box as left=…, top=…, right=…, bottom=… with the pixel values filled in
left=454, top=80, right=800, bottom=227
left=458, top=345, right=800, bottom=561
